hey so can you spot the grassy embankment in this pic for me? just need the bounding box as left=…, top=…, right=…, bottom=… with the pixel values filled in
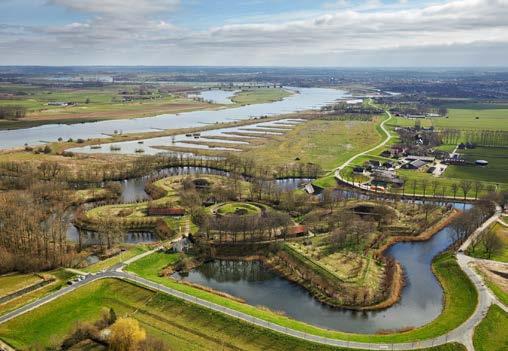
left=0, top=276, right=467, bottom=351
left=472, top=304, right=508, bottom=351
left=124, top=251, right=477, bottom=344
left=82, top=245, right=152, bottom=273
left=0, top=269, right=74, bottom=316
left=0, top=273, right=44, bottom=296
left=214, top=202, right=263, bottom=215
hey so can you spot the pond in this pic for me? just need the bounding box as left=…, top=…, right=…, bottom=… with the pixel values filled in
left=174, top=202, right=472, bottom=334
left=0, top=87, right=345, bottom=149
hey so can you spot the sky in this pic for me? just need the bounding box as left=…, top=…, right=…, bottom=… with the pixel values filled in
left=0, top=0, right=507, bottom=67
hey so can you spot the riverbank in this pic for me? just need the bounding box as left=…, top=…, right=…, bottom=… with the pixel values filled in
left=377, top=209, right=461, bottom=256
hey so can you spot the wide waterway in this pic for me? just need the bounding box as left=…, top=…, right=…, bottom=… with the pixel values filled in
left=174, top=201, right=472, bottom=334
left=0, top=87, right=345, bottom=149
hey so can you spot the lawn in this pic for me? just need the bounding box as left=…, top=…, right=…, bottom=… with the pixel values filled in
left=473, top=304, right=508, bottom=351
left=0, top=278, right=466, bottom=351
left=126, top=250, right=478, bottom=344
left=243, top=119, right=382, bottom=172
left=231, top=88, right=293, bottom=105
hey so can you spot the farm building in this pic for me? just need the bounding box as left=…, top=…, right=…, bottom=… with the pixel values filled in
left=403, top=159, right=427, bottom=170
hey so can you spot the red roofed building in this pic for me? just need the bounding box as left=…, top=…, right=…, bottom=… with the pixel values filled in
left=288, top=225, right=306, bottom=236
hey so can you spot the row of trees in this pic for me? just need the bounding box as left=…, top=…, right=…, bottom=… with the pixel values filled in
left=439, top=128, right=508, bottom=147
left=0, top=105, right=27, bottom=120
left=196, top=211, right=292, bottom=243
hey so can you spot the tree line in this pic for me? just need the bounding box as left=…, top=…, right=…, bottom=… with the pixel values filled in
left=438, top=128, right=508, bottom=147
left=0, top=105, right=27, bottom=120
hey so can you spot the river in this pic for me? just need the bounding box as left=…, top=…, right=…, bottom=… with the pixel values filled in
left=0, top=87, right=345, bottom=149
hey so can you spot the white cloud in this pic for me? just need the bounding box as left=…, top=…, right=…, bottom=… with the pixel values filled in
left=49, top=0, right=180, bottom=17
left=1, top=0, right=508, bottom=66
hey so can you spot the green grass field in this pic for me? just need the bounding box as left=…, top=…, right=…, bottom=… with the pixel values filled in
left=433, top=108, right=508, bottom=131
left=390, top=107, right=508, bottom=131
left=231, top=88, right=293, bottom=105
left=243, top=119, right=382, bottom=172
left=473, top=304, right=508, bottom=351
left=0, top=278, right=466, bottom=351
left=126, top=251, right=477, bottom=344
left=445, top=146, right=508, bottom=184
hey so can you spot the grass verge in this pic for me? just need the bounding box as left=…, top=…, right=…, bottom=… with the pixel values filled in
left=126, top=251, right=478, bottom=343
left=0, top=278, right=467, bottom=351
left=473, top=304, right=508, bottom=351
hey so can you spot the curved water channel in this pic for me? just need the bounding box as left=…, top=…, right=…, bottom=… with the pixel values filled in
left=18, top=87, right=472, bottom=334
left=0, top=87, right=345, bottom=149
left=67, top=166, right=312, bottom=244
left=70, top=166, right=473, bottom=334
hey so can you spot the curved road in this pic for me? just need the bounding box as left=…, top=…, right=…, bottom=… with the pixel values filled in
left=0, top=205, right=501, bottom=351
left=334, top=110, right=393, bottom=182
left=0, top=111, right=500, bottom=350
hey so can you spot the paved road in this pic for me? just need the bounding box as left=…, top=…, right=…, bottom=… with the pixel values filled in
left=0, top=187, right=501, bottom=350
left=335, top=110, right=393, bottom=177
left=0, top=238, right=495, bottom=351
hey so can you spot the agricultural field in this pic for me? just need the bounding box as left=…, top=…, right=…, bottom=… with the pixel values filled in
left=243, top=118, right=382, bottom=171
left=390, top=106, right=508, bottom=131
left=473, top=304, right=508, bottom=351
left=445, top=146, right=508, bottom=184
left=433, top=108, right=508, bottom=131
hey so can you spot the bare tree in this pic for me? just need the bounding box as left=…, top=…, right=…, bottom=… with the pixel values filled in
left=459, top=180, right=473, bottom=201
left=482, top=229, right=502, bottom=259
left=473, top=181, right=484, bottom=200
